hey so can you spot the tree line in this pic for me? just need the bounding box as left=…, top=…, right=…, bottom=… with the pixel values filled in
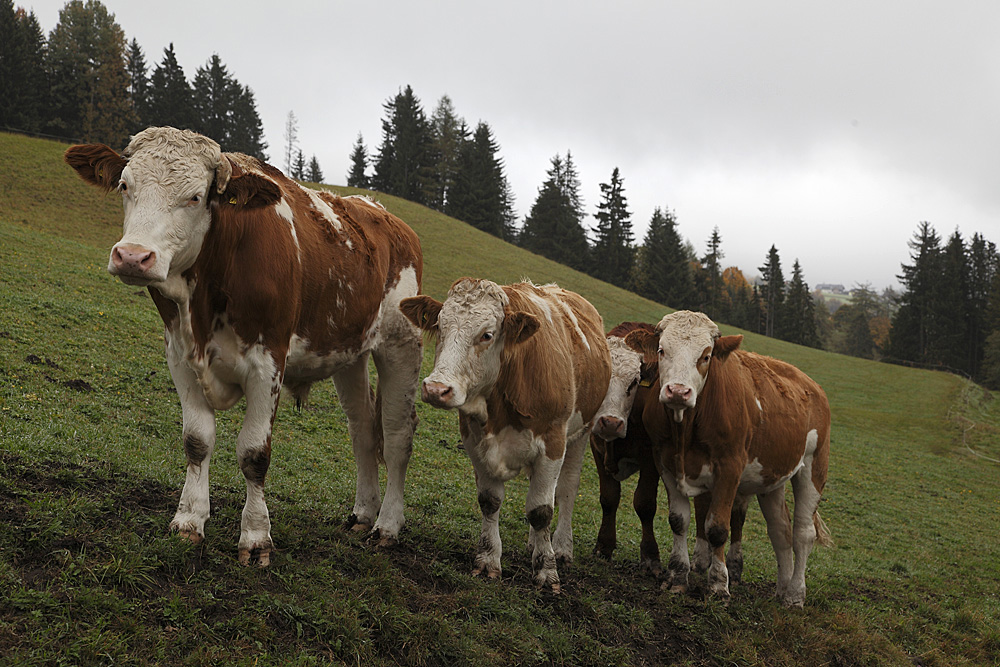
left=0, top=0, right=268, bottom=159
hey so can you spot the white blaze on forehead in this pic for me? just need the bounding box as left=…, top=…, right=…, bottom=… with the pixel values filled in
left=596, top=336, right=643, bottom=421
left=656, top=310, right=720, bottom=394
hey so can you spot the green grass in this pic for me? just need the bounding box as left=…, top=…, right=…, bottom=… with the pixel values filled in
left=2, top=131, right=999, bottom=665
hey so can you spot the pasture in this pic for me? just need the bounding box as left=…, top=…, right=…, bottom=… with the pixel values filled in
left=1, top=132, right=999, bottom=666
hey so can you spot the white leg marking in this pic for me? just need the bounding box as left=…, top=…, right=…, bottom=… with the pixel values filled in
left=333, top=354, right=381, bottom=529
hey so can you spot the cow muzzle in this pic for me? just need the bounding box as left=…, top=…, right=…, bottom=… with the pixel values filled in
left=593, top=415, right=627, bottom=441
left=109, top=243, right=158, bottom=285
left=661, top=383, right=695, bottom=422
left=422, top=380, right=458, bottom=409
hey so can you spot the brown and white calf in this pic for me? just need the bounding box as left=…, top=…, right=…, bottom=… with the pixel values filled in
left=626, top=311, right=831, bottom=607
left=401, top=279, right=611, bottom=592
left=65, top=126, right=424, bottom=564
left=589, top=322, right=662, bottom=573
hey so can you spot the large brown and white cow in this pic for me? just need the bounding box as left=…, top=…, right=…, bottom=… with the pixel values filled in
left=589, top=322, right=662, bottom=572
left=400, top=279, right=611, bottom=592
left=626, top=311, right=831, bottom=607
left=65, top=127, right=424, bottom=564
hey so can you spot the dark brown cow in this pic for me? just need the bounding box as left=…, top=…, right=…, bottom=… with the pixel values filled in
left=400, top=279, right=611, bottom=592
left=65, top=126, right=424, bottom=564
left=627, top=311, right=831, bottom=607
left=589, top=322, right=662, bottom=572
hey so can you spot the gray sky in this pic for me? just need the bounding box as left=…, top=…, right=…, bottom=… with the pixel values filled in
left=27, top=0, right=1000, bottom=290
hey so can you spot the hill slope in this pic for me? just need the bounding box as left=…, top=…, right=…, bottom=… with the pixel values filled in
left=2, top=131, right=999, bottom=666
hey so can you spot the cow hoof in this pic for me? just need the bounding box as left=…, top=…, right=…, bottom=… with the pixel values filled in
left=640, top=558, right=663, bottom=577
left=238, top=546, right=272, bottom=567
left=176, top=528, right=204, bottom=545
left=369, top=528, right=398, bottom=549
left=593, top=545, right=614, bottom=560
left=549, top=582, right=562, bottom=595
left=663, top=581, right=688, bottom=594
left=471, top=563, right=501, bottom=579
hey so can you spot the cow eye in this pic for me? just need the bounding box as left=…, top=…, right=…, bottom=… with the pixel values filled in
left=657, top=348, right=664, bottom=357
left=117, top=181, right=127, bottom=194
left=189, top=194, right=201, bottom=205
left=480, top=331, right=494, bottom=343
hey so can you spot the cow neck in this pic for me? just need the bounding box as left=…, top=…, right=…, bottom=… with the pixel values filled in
left=690, top=349, right=755, bottom=457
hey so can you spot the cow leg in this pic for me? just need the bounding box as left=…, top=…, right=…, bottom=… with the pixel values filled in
left=591, top=436, right=621, bottom=560
left=472, top=473, right=505, bottom=580
left=333, top=354, right=381, bottom=532
left=370, top=336, right=421, bottom=546
left=727, top=494, right=751, bottom=585
left=692, top=493, right=711, bottom=573
left=552, top=426, right=588, bottom=567
left=166, top=345, right=217, bottom=544
left=758, top=486, right=794, bottom=601
left=634, top=457, right=661, bottom=575
left=525, top=452, right=563, bottom=592
left=785, top=471, right=824, bottom=607
left=235, top=353, right=283, bottom=567
left=703, top=468, right=741, bottom=599
left=661, top=470, right=692, bottom=593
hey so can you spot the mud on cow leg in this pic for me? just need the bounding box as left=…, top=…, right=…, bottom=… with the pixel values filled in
left=237, top=446, right=274, bottom=566
left=527, top=504, right=560, bottom=592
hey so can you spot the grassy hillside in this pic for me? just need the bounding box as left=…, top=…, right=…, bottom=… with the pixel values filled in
left=2, top=132, right=999, bottom=666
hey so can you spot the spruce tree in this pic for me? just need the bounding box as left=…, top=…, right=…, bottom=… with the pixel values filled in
left=701, top=227, right=725, bottom=320
left=192, top=55, right=236, bottom=144
left=292, top=149, right=306, bottom=180
left=591, top=167, right=635, bottom=288
left=347, top=133, right=370, bottom=188
left=632, top=207, right=694, bottom=308
left=783, top=259, right=820, bottom=347
left=966, top=233, right=998, bottom=378
left=148, top=43, right=194, bottom=130
left=227, top=83, right=267, bottom=159
left=447, top=122, right=515, bottom=241
left=125, top=38, right=149, bottom=134
left=519, top=154, right=589, bottom=270
left=888, top=222, right=942, bottom=365
left=0, top=3, right=46, bottom=133
left=307, top=155, right=323, bottom=183
left=759, top=245, right=785, bottom=338
left=371, top=85, right=434, bottom=204
left=428, top=95, right=466, bottom=211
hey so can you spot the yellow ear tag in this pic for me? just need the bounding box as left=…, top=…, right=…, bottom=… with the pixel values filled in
left=639, top=378, right=653, bottom=387
left=229, top=197, right=238, bottom=205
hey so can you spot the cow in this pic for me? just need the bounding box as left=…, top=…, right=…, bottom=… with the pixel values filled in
left=589, top=322, right=662, bottom=573
left=626, top=311, right=831, bottom=607
left=400, top=279, right=611, bottom=593
left=64, top=126, right=424, bottom=565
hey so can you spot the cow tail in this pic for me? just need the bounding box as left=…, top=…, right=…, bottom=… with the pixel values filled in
left=813, top=511, right=834, bottom=548
left=371, top=383, right=385, bottom=466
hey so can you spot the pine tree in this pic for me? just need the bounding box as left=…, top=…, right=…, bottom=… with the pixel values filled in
left=447, top=122, right=515, bottom=240
left=148, top=43, right=194, bottom=130
left=519, top=153, right=590, bottom=270
left=782, top=260, right=819, bottom=347
left=307, top=155, right=323, bottom=183
left=926, top=230, right=971, bottom=372
left=966, top=233, right=998, bottom=378
left=125, top=38, right=149, bottom=134
left=701, top=227, right=725, bottom=320
left=0, top=3, right=47, bottom=133
left=227, top=83, right=267, bottom=159
left=888, top=222, right=942, bottom=365
left=427, top=95, right=466, bottom=211
left=371, top=85, right=434, bottom=204
left=347, top=133, right=370, bottom=188
left=759, top=245, right=785, bottom=338
left=291, top=149, right=306, bottom=180
left=632, top=207, right=694, bottom=308
left=590, top=167, right=635, bottom=288
left=192, top=55, right=237, bottom=144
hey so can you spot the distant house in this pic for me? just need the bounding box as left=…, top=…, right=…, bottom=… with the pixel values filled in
left=816, top=283, right=847, bottom=294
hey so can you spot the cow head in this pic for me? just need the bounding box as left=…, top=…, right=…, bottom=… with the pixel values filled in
left=64, top=126, right=278, bottom=288
left=625, top=311, right=742, bottom=423
left=592, top=329, right=648, bottom=441
left=399, top=278, right=539, bottom=411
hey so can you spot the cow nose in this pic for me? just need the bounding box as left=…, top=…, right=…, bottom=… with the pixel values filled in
left=664, top=383, right=692, bottom=403
left=596, top=415, right=626, bottom=440
left=422, top=380, right=454, bottom=406
left=111, top=244, right=156, bottom=274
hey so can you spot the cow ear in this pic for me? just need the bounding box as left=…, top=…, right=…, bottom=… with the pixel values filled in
left=624, top=329, right=658, bottom=366
left=64, top=144, right=127, bottom=193
left=399, top=295, right=442, bottom=332
left=214, top=156, right=279, bottom=209
left=502, top=311, right=539, bottom=346
left=713, top=335, right=743, bottom=360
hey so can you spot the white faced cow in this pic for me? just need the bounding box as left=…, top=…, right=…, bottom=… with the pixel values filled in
left=65, top=126, right=424, bottom=564
left=627, top=311, right=831, bottom=607
left=400, top=279, right=611, bottom=592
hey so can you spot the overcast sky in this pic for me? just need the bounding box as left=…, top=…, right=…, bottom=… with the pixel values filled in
left=27, top=0, right=1000, bottom=290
